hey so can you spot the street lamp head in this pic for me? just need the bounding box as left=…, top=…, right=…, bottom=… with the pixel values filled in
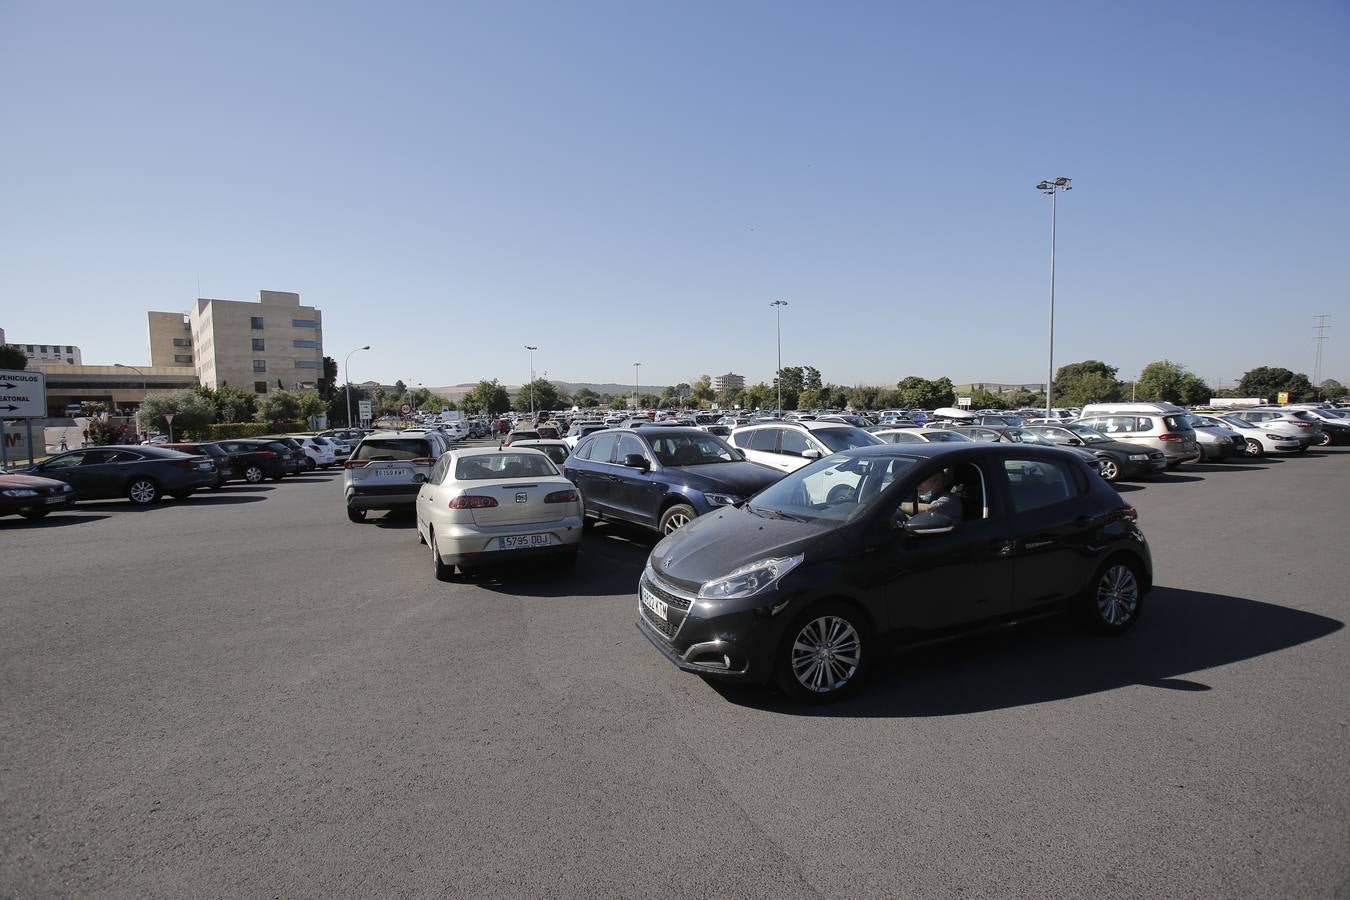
left=361, top=345, right=370, bottom=350
left=525, top=345, right=537, bottom=351
left=770, top=299, right=788, bottom=308
left=1054, top=177, right=1070, bottom=186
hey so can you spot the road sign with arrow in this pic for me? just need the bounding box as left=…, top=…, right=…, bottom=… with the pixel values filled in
left=0, top=369, right=47, bottom=418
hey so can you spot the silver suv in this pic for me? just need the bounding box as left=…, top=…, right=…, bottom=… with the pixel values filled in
left=1225, top=409, right=1321, bottom=448
left=343, top=431, right=449, bottom=522
left=1072, top=412, right=1200, bottom=469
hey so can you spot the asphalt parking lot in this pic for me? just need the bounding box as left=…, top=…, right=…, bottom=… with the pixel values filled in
left=2, top=445, right=1347, bottom=897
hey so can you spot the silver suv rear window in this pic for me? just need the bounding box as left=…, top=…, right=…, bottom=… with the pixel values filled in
left=354, top=439, right=432, bottom=461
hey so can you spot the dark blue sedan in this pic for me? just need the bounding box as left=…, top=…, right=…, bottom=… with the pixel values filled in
left=567, top=427, right=785, bottom=535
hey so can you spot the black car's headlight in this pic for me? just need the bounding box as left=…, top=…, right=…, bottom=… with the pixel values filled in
left=2, top=488, right=39, bottom=497
left=698, top=554, right=804, bottom=600
left=703, top=492, right=743, bottom=508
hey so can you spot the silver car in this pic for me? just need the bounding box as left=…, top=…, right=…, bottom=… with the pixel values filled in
left=1184, top=415, right=1246, bottom=461
left=1193, top=414, right=1303, bottom=457
left=344, top=432, right=449, bottom=522
left=1072, top=412, right=1200, bottom=469
left=1224, top=409, right=1321, bottom=447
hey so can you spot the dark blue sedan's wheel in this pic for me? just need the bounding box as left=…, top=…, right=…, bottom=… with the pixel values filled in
left=127, top=478, right=160, bottom=505
left=659, top=504, right=696, bottom=535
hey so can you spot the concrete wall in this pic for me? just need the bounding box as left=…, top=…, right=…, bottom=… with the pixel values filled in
left=190, top=291, right=323, bottom=394
left=147, top=311, right=193, bottom=367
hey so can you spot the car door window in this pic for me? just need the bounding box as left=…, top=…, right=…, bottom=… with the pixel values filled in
left=893, top=464, right=988, bottom=524
left=614, top=434, right=649, bottom=465
left=748, top=428, right=780, bottom=453
left=1134, top=417, right=1155, bottom=433
left=43, top=452, right=89, bottom=469
left=780, top=429, right=810, bottom=457
left=1002, top=458, right=1079, bottom=513
left=588, top=433, right=620, bottom=464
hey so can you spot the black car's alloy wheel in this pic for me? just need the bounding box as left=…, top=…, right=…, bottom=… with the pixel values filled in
left=1097, top=457, right=1120, bottom=481
left=127, top=478, right=160, bottom=505
left=1091, top=560, right=1142, bottom=632
left=659, top=503, right=696, bottom=535
left=1316, top=432, right=1331, bottom=447
left=777, top=602, right=869, bottom=702
left=244, top=465, right=265, bottom=483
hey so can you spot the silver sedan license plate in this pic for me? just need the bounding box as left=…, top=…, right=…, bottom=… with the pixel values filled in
left=642, top=586, right=668, bottom=621
left=500, top=534, right=550, bottom=550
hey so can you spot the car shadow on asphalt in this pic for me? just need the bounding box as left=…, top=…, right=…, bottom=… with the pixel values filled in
left=1187, top=463, right=1270, bottom=473
left=212, top=484, right=276, bottom=493
left=709, top=587, right=1343, bottom=717
left=0, top=513, right=111, bottom=529
left=468, top=522, right=656, bottom=598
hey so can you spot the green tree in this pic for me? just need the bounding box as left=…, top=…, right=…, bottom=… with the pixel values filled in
left=329, top=385, right=368, bottom=427
left=514, top=378, right=560, bottom=413
left=257, top=389, right=301, bottom=428
left=1319, top=378, right=1346, bottom=401
left=969, top=389, right=1009, bottom=410
left=743, top=382, right=774, bottom=411
left=316, top=356, right=338, bottom=401
left=774, top=367, right=804, bottom=410
left=137, top=389, right=217, bottom=438
left=692, top=375, right=714, bottom=403
left=573, top=387, right=600, bottom=408
left=716, top=387, right=744, bottom=408
left=802, top=366, right=823, bottom=391
left=0, top=344, right=27, bottom=369
left=297, top=390, right=325, bottom=422
left=199, top=384, right=259, bottom=423
left=797, top=388, right=822, bottom=410
left=462, top=379, right=512, bottom=416
left=894, top=376, right=955, bottom=409
left=607, top=396, right=628, bottom=411
left=1237, top=367, right=1316, bottom=402
left=1053, top=360, right=1122, bottom=406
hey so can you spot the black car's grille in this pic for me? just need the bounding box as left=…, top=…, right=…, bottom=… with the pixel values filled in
left=640, top=573, right=693, bottom=641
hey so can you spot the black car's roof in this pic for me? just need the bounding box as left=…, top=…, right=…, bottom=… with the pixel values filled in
left=836, top=442, right=1077, bottom=462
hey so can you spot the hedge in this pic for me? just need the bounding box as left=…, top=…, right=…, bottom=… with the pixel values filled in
left=205, top=421, right=306, bottom=439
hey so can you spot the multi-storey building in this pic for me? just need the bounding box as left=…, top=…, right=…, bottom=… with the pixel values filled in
left=712, top=372, right=745, bottom=393
left=149, top=290, right=323, bottom=395
left=147, top=311, right=194, bottom=367
left=3, top=337, right=83, bottom=366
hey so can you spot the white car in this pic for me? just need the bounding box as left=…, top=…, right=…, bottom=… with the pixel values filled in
left=414, top=447, right=583, bottom=579
left=289, top=435, right=337, bottom=469
left=729, top=421, right=883, bottom=473
left=1193, top=414, right=1302, bottom=456
left=317, top=435, right=351, bottom=462
left=871, top=428, right=975, bottom=444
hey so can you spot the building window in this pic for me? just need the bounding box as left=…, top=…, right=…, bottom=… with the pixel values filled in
left=172, top=338, right=190, bottom=347
left=40, top=345, right=48, bottom=353
left=174, top=354, right=193, bottom=364
left=250, top=316, right=265, bottom=330
left=251, top=338, right=265, bottom=351
left=254, top=381, right=268, bottom=394
left=292, top=339, right=321, bottom=349
left=25, top=345, right=34, bottom=353
left=291, top=318, right=320, bottom=329
left=294, top=359, right=321, bottom=369
left=66, top=357, right=74, bottom=364
left=253, top=360, right=267, bottom=373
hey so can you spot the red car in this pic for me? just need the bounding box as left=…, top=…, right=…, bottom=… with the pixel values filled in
left=0, top=472, right=76, bottom=520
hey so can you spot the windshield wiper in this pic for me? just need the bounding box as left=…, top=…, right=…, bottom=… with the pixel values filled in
left=749, top=507, right=807, bottom=523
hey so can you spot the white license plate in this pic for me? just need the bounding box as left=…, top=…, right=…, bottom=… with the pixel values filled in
left=641, top=586, right=668, bottom=621
left=500, top=534, right=551, bottom=550
left=378, top=468, right=410, bottom=478
left=197, top=462, right=213, bottom=470
left=44, top=495, right=66, bottom=505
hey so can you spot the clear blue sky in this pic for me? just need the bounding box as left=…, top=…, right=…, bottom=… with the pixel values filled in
left=2, top=0, right=1346, bottom=390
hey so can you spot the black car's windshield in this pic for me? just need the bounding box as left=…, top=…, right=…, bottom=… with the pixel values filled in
left=814, top=427, right=883, bottom=453
left=648, top=432, right=739, bottom=466
left=749, top=454, right=918, bottom=524
left=1065, top=425, right=1110, bottom=443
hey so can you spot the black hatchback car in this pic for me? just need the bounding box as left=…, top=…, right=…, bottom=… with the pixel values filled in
left=638, top=443, right=1152, bottom=702
left=568, top=427, right=784, bottom=535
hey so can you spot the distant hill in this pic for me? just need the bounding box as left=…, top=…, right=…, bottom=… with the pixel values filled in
left=425, top=380, right=669, bottom=401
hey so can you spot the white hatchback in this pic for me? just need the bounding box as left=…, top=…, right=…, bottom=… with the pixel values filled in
left=729, top=421, right=883, bottom=473
left=415, top=447, right=583, bottom=580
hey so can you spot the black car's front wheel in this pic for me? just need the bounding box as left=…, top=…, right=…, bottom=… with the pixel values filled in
left=243, top=465, right=265, bottom=483
left=1097, top=457, right=1121, bottom=482
left=1316, top=432, right=1332, bottom=447
left=1087, top=558, right=1144, bottom=633
left=776, top=601, right=871, bottom=703
left=346, top=507, right=367, bottom=523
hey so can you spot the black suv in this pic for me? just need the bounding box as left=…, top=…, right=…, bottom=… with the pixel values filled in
left=567, top=427, right=783, bottom=535
left=211, top=439, right=297, bottom=483
left=638, top=443, right=1152, bottom=702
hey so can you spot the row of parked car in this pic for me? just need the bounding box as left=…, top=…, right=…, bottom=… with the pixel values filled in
left=0, top=428, right=375, bottom=520
left=333, top=399, right=1344, bottom=703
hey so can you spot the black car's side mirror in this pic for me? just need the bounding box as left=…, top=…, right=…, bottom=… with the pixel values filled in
left=903, top=511, right=955, bottom=535
left=623, top=454, right=650, bottom=471
left=1067, top=437, right=1083, bottom=445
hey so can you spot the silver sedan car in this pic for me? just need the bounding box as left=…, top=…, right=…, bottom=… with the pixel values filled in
left=414, top=447, right=583, bottom=580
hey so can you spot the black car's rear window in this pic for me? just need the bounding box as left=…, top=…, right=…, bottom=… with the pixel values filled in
left=354, top=439, right=432, bottom=461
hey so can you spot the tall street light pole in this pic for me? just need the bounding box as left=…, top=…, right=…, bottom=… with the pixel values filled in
left=345, top=345, right=370, bottom=428
left=770, top=300, right=788, bottom=415
left=633, top=362, right=642, bottom=410
left=1035, top=178, right=1071, bottom=419
left=524, top=346, right=538, bottom=418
